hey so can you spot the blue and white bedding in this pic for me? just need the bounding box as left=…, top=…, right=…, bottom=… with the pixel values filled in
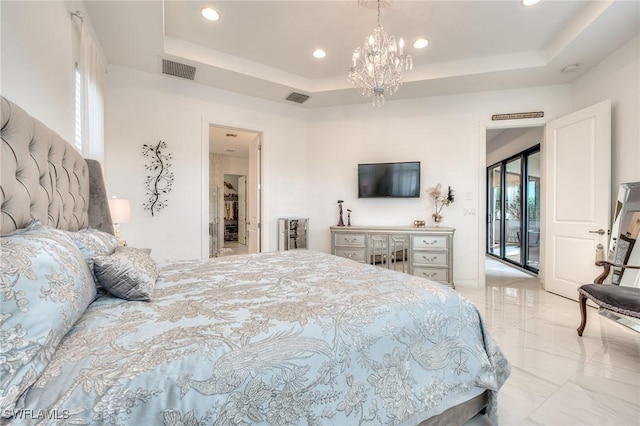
left=3, top=246, right=509, bottom=425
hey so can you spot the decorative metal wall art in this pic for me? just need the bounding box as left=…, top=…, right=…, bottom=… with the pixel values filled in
left=142, top=140, right=174, bottom=216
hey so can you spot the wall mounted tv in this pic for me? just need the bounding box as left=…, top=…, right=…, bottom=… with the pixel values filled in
left=358, top=162, right=421, bottom=198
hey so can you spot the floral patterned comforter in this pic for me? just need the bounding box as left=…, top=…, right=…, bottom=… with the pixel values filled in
left=12, top=250, right=510, bottom=425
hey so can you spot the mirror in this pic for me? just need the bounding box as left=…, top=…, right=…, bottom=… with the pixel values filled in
left=607, top=182, right=640, bottom=287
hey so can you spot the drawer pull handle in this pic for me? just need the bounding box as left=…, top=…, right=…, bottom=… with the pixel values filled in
left=422, top=255, right=438, bottom=262
left=346, top=252, right=357, bottom=258
left=422, top=239, right=438, bottom=245
left=345, top=238, right=357, bottom=243
left=421, top=272, right=438, bottom=278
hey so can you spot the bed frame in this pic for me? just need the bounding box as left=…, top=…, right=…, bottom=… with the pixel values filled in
left=1, top=95, right=490, bottom=425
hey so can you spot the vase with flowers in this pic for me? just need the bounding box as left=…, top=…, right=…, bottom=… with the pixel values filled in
left=427, top=184, right=455, bottom=225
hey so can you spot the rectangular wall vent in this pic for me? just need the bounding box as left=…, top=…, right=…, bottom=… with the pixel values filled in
left=285, top=92, right=310, bottom=104
left=162, top=59, right=197, bottom=80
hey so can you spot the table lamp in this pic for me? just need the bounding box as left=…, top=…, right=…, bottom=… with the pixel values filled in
left=108, top=196, right=131, bottom=245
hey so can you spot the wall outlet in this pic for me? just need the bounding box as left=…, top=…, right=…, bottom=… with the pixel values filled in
left=463, top=208, right=476, bottom=216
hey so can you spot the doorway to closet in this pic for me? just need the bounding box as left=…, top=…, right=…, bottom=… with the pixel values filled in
left=208, top=125, right=261, bottom=257
left=486, top=128, right=541, bottom=274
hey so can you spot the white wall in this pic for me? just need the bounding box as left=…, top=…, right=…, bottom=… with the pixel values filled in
left=223, top=156, right=249, bottom=176
left=1, top=1, right=76, bottom=142
left=3, top=0, right=638, bottom=283
left=486, top=127, right=543, bottom=167
left=105, top=65, right=310, bottom=262
left=571, top=35, right=640, bottom=197
left=308, top=87, right=573, bottom=285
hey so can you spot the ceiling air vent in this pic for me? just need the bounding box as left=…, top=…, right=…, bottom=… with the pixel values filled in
left=161, top=59, right=197, bottom=80
left=285, top=92, right=310, bottom=104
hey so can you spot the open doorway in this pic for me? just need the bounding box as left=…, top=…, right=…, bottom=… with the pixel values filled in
left=486, top=127, right=542, bottom=274
left=208, top=125, right=261, bottom=257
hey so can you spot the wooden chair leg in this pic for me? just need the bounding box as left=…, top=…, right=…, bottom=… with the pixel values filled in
left=577, top=293, right=588, bottom=336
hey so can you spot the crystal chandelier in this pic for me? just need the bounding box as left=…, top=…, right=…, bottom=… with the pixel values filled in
left=348, top=0, right=413, bottom=107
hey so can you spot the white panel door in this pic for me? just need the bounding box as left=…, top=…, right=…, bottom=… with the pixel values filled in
left=543, top=100, right=611, bottom=300
left=238, top=176, right=247, bottom=245
left=247, top=135, right=261, bottom=253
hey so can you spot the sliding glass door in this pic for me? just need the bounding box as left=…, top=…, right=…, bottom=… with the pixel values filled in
left=525, top=152, right=541, bottom=270
left=487, top=146, right=540, bottom=273
left=488, top=164, right=501, bottom=257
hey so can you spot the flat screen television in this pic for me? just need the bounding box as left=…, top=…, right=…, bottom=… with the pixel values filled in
left=358, top=161, right=420, bottom=198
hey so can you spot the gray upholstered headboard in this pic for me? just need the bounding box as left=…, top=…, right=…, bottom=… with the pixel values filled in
left=1, top=96, right=113, bottom=235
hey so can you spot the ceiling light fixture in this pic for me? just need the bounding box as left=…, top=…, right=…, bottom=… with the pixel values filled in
left=201, top=7, right=219, bottom=22
left=348, top=0, right=413, bottom=107
left=313, top=49, right=327, bottom=59
left=413, top=38, right=429, bottom=49
left=521, top=0, right=541, bottom=6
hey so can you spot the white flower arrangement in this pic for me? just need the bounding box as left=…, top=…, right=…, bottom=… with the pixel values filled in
left=427, top=184, right=455, bottom=223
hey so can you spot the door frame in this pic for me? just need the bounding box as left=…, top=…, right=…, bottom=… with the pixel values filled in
left=478, top=118, right=547, bottom=287
left=200, top=118, right=263, bottom=259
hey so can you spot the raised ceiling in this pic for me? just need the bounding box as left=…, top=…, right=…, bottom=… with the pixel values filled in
left=85, top=0, right=640, bottom=108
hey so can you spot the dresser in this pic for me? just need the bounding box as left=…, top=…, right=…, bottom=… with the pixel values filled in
left=330, top=226, right=455, bottom=288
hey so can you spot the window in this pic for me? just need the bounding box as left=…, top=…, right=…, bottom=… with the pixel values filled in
left=74, top=64, right=82, bottom=153
left=74, top=23, right=106, bottom=163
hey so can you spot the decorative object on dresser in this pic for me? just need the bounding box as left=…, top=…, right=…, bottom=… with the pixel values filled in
left=337, top=199, right=345, bottom=226
left=347, top=209, right=352, bottom=226
left=278, top=218, right=309, bottom=250
left=108, top=196, right=131, bottom=246
left=331, top=225, right=455, bottom=288
left=427, top=183, right=455, bottom=224
left=142, top=140, right=174, bottom=216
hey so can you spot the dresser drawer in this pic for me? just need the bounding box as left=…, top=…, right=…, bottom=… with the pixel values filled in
left=412, top=235, right=448, bottom=249
left=334, top=248, right=366, bottom=262
left=413, top=267, right=448, bottom=283
left=412, top=251, right=448, bottom=266
left=334, top=233, right=366, bottom=247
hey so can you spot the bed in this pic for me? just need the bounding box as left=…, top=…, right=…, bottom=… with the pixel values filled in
left=0, top=96, right=510, bottom=425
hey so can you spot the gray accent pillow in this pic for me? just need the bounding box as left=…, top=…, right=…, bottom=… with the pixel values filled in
left=93, top=247, right=158, bottom=301
left=65, top=228, right=119, bottom=295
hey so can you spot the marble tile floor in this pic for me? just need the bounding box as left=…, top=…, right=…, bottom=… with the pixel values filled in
left=462, top=258, right=640, bottom=426
left=217, top=240, right=248, bottom=257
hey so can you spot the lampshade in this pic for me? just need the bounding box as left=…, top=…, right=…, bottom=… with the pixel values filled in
left=109, top=198, right=131, bottom=224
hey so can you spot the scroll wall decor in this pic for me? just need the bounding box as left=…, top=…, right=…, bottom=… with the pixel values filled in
left=142, top=140, right=174, bottom=216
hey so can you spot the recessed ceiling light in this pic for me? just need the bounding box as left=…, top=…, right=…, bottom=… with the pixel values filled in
left=201, top=7, right=219, bottom=22
left=226, top=133, right=237, bottom=138
left=413, top=38, right=429, bottom=49
left=562, top=64, right=579, bottom=73
left=225, top=148, right=237, bottom=153
left=521, top=0, right=541, bottom=6
left=313, top=49, right=326, bottom=59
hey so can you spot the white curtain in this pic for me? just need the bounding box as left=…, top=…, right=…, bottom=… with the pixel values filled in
left=79, top=24, right=106, bottom=164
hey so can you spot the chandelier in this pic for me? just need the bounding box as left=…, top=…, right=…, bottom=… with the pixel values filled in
left=348, top=0, right=413, bottom=107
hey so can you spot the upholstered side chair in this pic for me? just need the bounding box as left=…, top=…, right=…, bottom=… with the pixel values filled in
left=577, top=261, right=640, bottom=336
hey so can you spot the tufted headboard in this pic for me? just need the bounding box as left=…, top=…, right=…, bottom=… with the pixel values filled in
left=1, top=96, right=113, bottom=235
